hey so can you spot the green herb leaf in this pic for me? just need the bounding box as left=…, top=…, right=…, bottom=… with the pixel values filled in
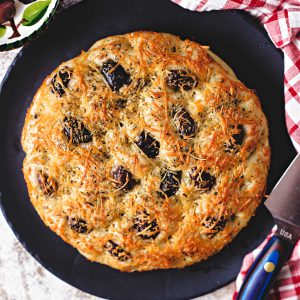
left=22, top=0, right=51, bottom=26
left=0, top=25, right=6, bottom=38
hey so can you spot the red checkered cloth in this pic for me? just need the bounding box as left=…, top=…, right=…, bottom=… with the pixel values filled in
left=171, top=0, right=300, bottom=299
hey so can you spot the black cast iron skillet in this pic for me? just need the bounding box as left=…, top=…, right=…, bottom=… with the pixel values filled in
left=0, top=0, right=296, bottom=299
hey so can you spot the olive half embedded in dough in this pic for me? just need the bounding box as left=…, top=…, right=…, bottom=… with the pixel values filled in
left=63, top=117, right=93, bottom=144
left=224, top=124, right=245, bottom=153
left=171, top=105, right=196, bottom=139
left=37, top=172, right=58, bottom=196
left=51, top=67, right=72, bottom=97
left=101, top=59, right=131, bottom=92
left=133, top=210, right=160, bottom=239
left=104, top=240, right=130, bottom=261
left=189, top=168, right=216, bottom=191
left=51, top=74, right=65, bottom=97
left=59, top=67, right=72, bottom=88
left=112, top=166, right=136, bottom=190
left=159, top=170, right=181, bottom=198
left=202, top=216, right=228, bottom=238
left=166, top=70, right=197, bottom=91
left=135, top=131, right=160, bottom=158
left=67, top=217, right=88, bottom=234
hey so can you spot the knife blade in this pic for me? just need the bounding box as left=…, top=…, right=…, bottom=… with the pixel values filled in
left=265, top=153, right=300, bottom=242
left=237, top=153, right=300, bottom=300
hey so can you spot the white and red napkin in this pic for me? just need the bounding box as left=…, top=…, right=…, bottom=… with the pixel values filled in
left=171, top=0, right=300, bottom=298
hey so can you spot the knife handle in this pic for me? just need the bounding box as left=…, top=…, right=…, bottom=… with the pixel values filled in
left=236, top=235, right=294, bottom=300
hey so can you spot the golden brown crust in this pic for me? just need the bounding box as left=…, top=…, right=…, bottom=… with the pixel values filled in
left=21, top=31, right=270, bottom=271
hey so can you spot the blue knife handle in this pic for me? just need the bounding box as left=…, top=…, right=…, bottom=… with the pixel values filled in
left=236, top=235, right=294, bottom=300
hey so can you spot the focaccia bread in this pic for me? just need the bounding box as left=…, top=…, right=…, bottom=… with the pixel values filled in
left=21, top=32, right=270, bottom=272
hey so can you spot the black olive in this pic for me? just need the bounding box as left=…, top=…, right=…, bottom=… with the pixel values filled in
left=159, top=170, right=181, bottom=198
left=190, top=168, right=216, bottom=191
left=68, top=217, right=88, bottom=234
left=166, top=70, right=197, bottom=91
left=0, top=0, right=15, bottom=25
left=104, top=240, right=130, bottom=261
left=59, top=67, right=72, bottom=88
left=171, top=105, right=196, bottom=139
left=135, top=131, right=160, bottom=158
left=101, top=60, right=131, bottom=92
left=51, top=74, right=65, bottom=97
left=51, top=68, right=73, bottom=97
left=112, top=166, right=136, bottom=190
left=18, top=0, right=35, bottom=3
left=133, top=210, right=160, bottom=239
left=63, top=117, right=92, bottom=144
left=0, top=1, right=20, bottom=38
left=202, top=216, right=228, bottom=238
left=37, top=172, right=58, bottom=196
left=224, top=124, right=245, bottom=153
left=115, top=99, right=127, bottom=109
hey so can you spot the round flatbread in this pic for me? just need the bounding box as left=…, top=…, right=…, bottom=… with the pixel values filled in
left=22, top=32, right=270, bottom=271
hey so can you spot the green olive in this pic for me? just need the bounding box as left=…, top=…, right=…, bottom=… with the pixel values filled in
left=0, top=25, right=6, bottom=38
left=22, top=0, right=51, bottom=26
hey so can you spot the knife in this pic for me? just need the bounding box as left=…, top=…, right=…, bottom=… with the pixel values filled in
left=237, top=153, right=300, bottom=300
